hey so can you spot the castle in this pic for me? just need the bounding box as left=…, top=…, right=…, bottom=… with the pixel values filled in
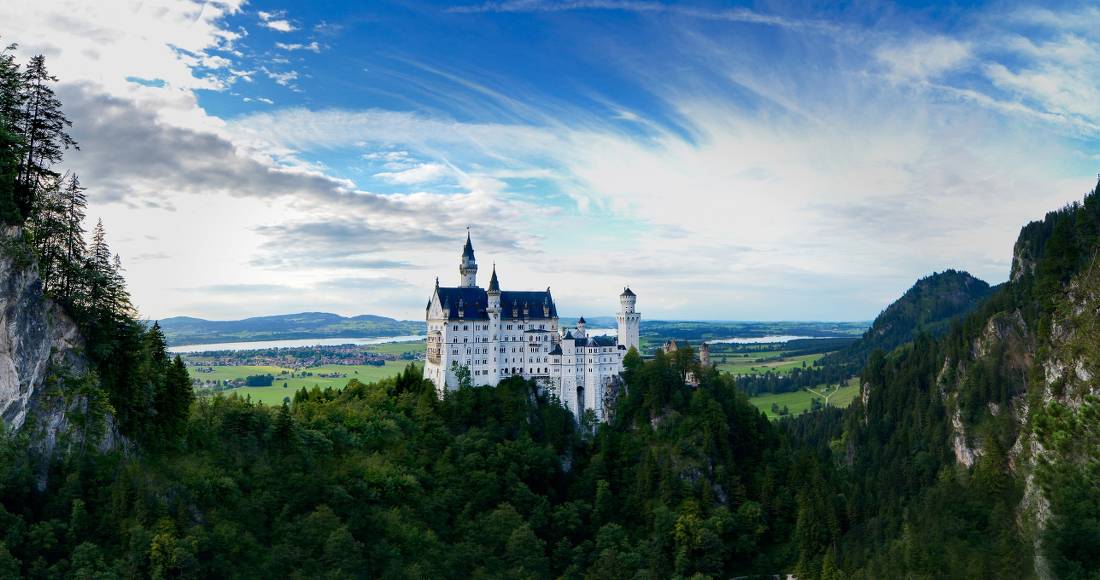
left=423, top=232, right=640, bottom=421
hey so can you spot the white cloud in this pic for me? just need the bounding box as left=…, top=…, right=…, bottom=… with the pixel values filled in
left=375, top=163, right=451, bottom=184
left=261, top=67, right=299, bottom=87
left=875, top=36, right=972, bottom=81
left=275, top=41, right=321, bottom=53
left=262, top=19, right=295, bottom=32
left=258, top=9, right=296, bottom=32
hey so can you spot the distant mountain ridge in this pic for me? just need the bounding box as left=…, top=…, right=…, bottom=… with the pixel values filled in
left=157, top=312, right=423, bottom=346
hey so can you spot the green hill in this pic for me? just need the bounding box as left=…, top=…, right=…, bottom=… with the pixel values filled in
left=157, top=312, right=423, bottom=345
left=824, top=269, right=992, bottom=365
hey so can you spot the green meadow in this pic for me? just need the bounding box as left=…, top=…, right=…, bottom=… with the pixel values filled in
left=193, top=361, right=421, bottom=406
left=715, top=351, right=825, bottom=376
left=747, top=377, right=860, bottom=420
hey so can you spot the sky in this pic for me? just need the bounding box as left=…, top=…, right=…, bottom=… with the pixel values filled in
left=2, top=0, right=1100, bottom=322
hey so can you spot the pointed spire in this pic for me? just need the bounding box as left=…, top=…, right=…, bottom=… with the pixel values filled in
left=434, top=276, right=439, bottom=289
left=578, top=316, right=586, bottom=324
left=488, top=262, right=500, bottom=293
left=462, top=227, right=475, bottom=259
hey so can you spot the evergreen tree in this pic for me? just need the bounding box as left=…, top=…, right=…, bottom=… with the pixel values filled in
left=58, top=172, right=86, bottom=301
left=27, top=175, right=65, bottom=290
left=158, top=356, right=194, bottom=441
left=0, top=42, right=21, bottom=225
left=15, top=54, right=75, bottom=223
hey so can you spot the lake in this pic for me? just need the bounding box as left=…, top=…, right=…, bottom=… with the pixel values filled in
left=169, top=328, right=619, bottom=353
left=168, top=330, right=837, bottom=353
left=705, top=335, right=836, bottom=344
left=168, top=335, right=427, bottom=353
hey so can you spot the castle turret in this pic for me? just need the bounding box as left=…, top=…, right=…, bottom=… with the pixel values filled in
left=459, top=230, right=478, bottom=287
left=700, top=342, right=710, bottom=366
left=487, top=263, right=501, bottom=380
left=617, top=287, right=640, bottom=352
left=575, top=316, right=587, bottom=339
left=487, top=264, right=501, bottom=311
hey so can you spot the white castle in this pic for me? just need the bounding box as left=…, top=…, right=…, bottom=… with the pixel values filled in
left=423, top=232, right=640, bottom=421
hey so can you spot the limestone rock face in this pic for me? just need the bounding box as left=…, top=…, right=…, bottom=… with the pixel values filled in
left=0, top=227, right=121, bottom=469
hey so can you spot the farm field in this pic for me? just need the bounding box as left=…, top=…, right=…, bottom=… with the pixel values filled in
left=748, top=377, right=860, bottom=419
left=193, top=361, right=421, bottom=406
left=363, top=340, right=426, bottom=355
left=715, top=352, right=825, bottom=376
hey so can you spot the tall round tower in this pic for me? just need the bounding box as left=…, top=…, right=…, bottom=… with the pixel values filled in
left=617, top=287, right=640, bottom=352
left=459, top=230, right=478, bottom=287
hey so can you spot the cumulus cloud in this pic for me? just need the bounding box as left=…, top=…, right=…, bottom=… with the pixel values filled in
left=258, top=10, right=296, bottom=32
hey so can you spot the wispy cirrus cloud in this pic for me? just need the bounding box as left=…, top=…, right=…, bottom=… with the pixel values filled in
left=275, top=41, right=321, bottom=53
left=445, top=0, right=839, bottom=33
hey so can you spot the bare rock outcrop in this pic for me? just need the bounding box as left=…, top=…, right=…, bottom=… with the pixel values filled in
left=0, top=228, right=123, bottom=483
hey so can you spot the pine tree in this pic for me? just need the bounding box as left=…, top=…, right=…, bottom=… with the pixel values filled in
left=159, top=356, right=194, bottom=440
left=16, top=54, right=75, bottom=223
left=0, top=41, right=22, bottom=224
left=0, top=40, right=22, bottom=124
left=86, top=220, right=131, bottom=322
left=58, top=172, right=87, bottom=301
left=27, top=175, right=65, bottom=291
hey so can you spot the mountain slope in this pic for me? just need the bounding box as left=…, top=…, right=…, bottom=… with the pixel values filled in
left=819, top=182, right=1100, bottom=578
left=825, top=269, right=992, bottom=366
left=157, top=312, right=423, bottom=345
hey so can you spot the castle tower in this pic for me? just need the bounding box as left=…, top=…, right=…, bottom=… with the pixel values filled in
left=459, top=230, right=478, bottom=287
left=699, top=342, right=710, bottom=366
left=575, top=316, right=587, bottom=339
left=617, top=287, right=640, bottom=352
left=487, top=264, right=501, bottom=380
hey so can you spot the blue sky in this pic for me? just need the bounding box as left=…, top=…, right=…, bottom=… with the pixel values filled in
left=4, top=0, right=1100, bottom=321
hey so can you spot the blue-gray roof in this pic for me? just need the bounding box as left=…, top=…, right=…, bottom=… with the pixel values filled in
left=434, top=286, right=557, bottom=320
left=569, top=335, right=618, bottom=348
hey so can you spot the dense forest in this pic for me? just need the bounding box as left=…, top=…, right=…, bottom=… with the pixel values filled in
left=2, top=39, right=1100, bottom=580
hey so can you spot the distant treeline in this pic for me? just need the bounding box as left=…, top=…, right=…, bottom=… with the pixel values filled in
left=775, top=337, right=857, bottom=356
left=733, top=362, right=858, bottom=396
left=641, top=320, right=866, bottom=344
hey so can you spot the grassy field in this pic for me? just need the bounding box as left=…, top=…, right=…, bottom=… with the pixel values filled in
left=716, top=352, right=825, bottom=376
left=362, top=340, right=425, bottom=355
left=748, top=377, right=860, bottom=420
left=193, top=361, right=421, bottom=406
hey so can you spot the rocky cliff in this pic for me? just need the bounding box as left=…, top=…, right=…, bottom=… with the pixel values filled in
left=0, top=228, right=122, bottom=482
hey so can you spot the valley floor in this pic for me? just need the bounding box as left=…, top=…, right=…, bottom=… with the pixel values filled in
left=748, top=377, right=860, bottom=419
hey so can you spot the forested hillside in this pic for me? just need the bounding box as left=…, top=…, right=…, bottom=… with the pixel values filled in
left=822, top=269, right=993, bottom=367
left=800, top=184, right=1100, bottom=578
